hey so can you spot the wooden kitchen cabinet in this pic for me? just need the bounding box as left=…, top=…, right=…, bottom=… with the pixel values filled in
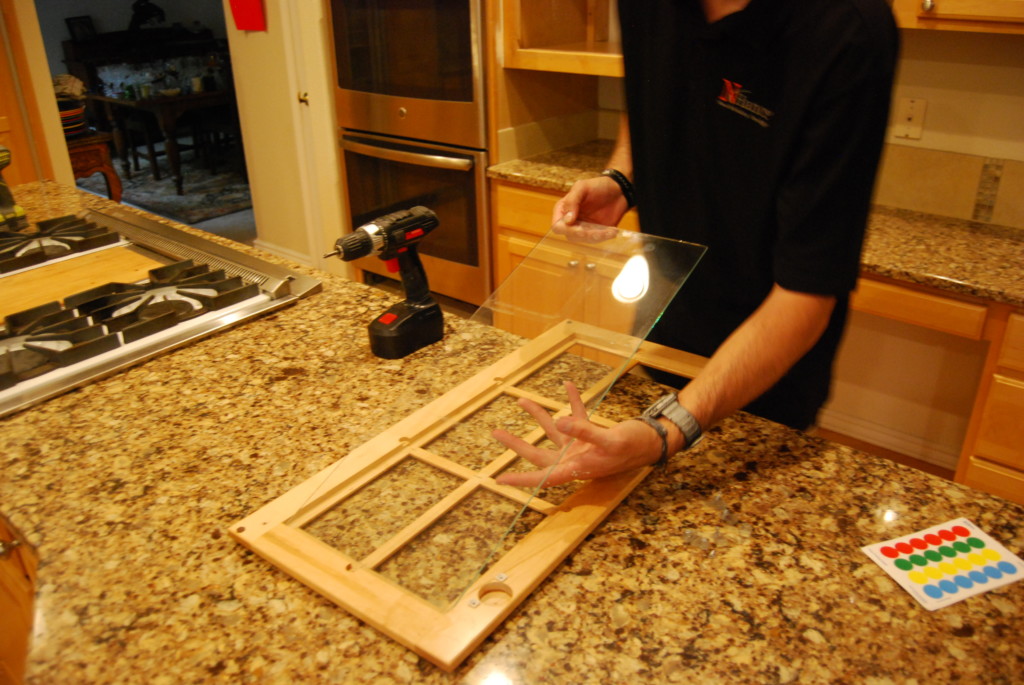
left=492, top=181, right=641, bottom=363
left=892, top=0, right=1024, bottom=33
left=0, top=513, right=36, bottom=685
left=502, top=0, right=623, bottom=77
left=960, top=311, right=1024, bottom=503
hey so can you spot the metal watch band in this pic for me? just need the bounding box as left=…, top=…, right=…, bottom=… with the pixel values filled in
left=643, top=393, right=702, bottom=449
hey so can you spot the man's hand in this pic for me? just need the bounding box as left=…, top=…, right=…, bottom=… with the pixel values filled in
left=493, top=382, right=663, bottom=489
left=552, top=176, right=630, bottom=233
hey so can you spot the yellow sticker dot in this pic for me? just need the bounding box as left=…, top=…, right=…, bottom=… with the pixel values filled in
left=924, top=566, right=943, bottom=580
left=939, top=562, right=957, bottom=575
left=954, top=557, right=973, bottom=571
left=982, top=548, right=1001, bottom=562
left=907, top=570, right=928, bottom=584
left=968, top=553, right=986, bottom=566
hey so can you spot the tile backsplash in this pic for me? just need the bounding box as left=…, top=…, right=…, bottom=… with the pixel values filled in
left=873, top=144, right=1024, bottom=233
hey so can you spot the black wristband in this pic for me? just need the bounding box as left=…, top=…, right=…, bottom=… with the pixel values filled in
left=634, top=416, right=669, bottom=467
left=601, top=168, right=636, bottom=208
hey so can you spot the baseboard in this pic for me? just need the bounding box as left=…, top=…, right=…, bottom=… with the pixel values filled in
left=251, top=239, right=314, bottom=267
left=817, top=406, right=960, bottom=471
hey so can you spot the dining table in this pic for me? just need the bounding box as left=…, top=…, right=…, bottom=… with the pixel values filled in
left=87, top=90, right=235, bottom=196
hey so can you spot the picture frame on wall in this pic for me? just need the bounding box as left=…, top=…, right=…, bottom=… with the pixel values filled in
left=65, top=16, right=96, bottom=41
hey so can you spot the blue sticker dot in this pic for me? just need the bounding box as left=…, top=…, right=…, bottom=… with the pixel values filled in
left=984, top=565, right=1003, bottom=580
left=924, top=584, right=944, bottom=599
left=969, top=570, right=988, bottom=584
left=939, top=579, right=959, bottom=594
left=997, top=561, right=1017, bottom=575
left=954, top=575, right=973, bottom=589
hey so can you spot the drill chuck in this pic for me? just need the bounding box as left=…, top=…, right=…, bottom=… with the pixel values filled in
left=338, top=229, right=375, bottom=261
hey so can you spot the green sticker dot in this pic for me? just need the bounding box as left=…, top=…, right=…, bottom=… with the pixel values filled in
left=939, top=546, right=956, bottom=558
left=910, top=554, right=928, bottom=567
left=924, top=549, right=943, bottom=562
left=953, top=541, right=971, bottom=553
left=967, top=537, right=985, bottom=549
left=895, top=558, right=914, bottom=571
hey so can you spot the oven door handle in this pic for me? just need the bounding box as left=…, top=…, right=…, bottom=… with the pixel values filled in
left=342, top=139, right=474, bottom=171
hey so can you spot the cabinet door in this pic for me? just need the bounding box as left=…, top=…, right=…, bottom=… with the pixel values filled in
left=494, top=232, right=582, bottom=339
left=0, top=514, right=36, bottom=684
left=974, top=373, right=1024, bottom=470
left=893, top=0, right=1024, bottom=32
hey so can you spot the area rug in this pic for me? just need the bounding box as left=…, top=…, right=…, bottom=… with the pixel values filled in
left=76, top=144, right=252, bottom=226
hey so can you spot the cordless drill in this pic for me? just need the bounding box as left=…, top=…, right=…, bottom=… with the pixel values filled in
left=0, top=146, right=29, bottom=231
left=325, top=206, right=444, bottom=359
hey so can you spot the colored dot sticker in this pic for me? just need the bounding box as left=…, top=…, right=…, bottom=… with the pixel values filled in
left=968, top=553, right=986, bottom=566
left=939, top=529, right=956, bottom=541
left=910, top=537, right=927, bottom=550
left=982, top=548, right=1001, bottom=562
left=985, top=565, right=1003, bottom=580
left=924, top=585, right=943, bottom=599
left=952, top=525, right=970, bottom=538
left=953, top=541, right=971, bottom=554
left=939, top=546, right=956, bottom=558
left=997, top=561, right=1017, bottom=575
left=880, top=546, right=899, bottom=558
left=939, top=579, right=958, bottom=593
left=924, top=533, right=943, bottom=546
left=908, top=570, right=928, bottom=584
left=896, top=541, right=914, bottom=555
left=894, top=558, right=914, bottom=571
left=969, top=570, right=989, bottom=584
left=954, top=557, right=973, bottom=571
left=967, top=537, right=985, bottom=549
left=954, top=575, right=973, bottom=589
left=924, top=567, right=943, bottom=580
left=924, top=549, right=943, bottom=562
left=910, top=554, right=928, bottom=567
left=939, top=562, right=958, bottom=575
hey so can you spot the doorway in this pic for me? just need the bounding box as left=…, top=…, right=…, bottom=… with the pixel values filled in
left=32, top=0, right=254, bottom=244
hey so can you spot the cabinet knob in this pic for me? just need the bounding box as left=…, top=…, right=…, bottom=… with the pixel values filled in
left=567, top=259, right=580, bottom=268
left=585, top=263, right=596, bottom=271
left=921, top=0, right=935, bottom=11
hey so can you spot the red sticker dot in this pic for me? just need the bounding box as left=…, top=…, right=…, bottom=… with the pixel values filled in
left=910, top=538, right=927, bottom=550
left=938, top=529, right=956, bottom=541
left=896, top=542, right=914, bottom=555
left=924, top=533, right=942, bottom=546
left=881, top=546, right=899, bottom=558
left=952, top=525, right=970, bottom=538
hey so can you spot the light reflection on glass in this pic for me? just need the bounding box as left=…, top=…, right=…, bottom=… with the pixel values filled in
left=611, top=254, right=650, bottom=303
left=480, top=670, right=514, bottom=685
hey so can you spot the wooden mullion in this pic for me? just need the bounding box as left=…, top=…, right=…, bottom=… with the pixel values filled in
left=358, top=479, right=480, bottom=570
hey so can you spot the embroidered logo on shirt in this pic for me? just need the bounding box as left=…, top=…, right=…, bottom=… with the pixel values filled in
left=717, top=79, right=774, bottom=128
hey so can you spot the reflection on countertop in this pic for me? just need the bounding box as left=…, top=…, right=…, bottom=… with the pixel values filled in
left=488, top=141, right=1024, bottom=308
left=2, top=183, right=1023, bottom=682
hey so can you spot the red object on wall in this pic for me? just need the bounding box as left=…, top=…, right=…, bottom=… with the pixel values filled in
left=229, top=0, right=267, bottom=31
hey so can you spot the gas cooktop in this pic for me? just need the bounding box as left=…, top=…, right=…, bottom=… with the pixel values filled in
left=0, top=208, right=321, bottom=418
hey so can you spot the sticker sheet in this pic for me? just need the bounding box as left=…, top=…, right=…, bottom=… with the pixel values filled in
left=862, top=517, right=1023, bottom=611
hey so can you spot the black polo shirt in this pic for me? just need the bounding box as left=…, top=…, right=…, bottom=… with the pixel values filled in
left=619, top=0, right=898, bottom=428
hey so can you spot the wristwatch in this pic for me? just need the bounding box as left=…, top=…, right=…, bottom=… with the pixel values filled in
left=642, top=393, right=703, bottom=451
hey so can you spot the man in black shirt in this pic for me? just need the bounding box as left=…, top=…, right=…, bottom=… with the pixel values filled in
left=495, top=0, right=898, bottom=487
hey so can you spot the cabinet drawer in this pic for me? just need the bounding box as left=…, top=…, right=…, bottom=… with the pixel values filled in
left=974, top=373, right=1024, bottom=470
left=850, top=278, right=987, bottom=339
left=961, top=456, right=1024, bottom=506
left=495, top=183, right=640, bottom=238
left=998, top=313, right=1024, bottom=371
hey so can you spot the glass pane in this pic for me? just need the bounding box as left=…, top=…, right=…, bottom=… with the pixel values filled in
left=333, top=0, right=474, bottom=102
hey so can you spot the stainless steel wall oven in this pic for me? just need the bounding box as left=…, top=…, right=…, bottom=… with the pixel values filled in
left=330, top=0, right=490, bottom=305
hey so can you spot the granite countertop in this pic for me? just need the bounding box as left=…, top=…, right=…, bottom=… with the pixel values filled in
left=488, top=141, right=1024, bottom=309
left=3, top=183, right=1024, bottom=683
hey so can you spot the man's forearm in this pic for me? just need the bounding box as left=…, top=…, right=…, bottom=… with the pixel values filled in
left=667, top=284, right=836, bottom=452
left=607, top=113, right=633, bottom=178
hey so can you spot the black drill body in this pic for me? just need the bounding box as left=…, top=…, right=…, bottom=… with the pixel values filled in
left=325, top=206, right=444, bottom=359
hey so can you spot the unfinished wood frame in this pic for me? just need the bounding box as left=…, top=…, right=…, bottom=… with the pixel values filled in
left=230, top=320, right=706, bottom=671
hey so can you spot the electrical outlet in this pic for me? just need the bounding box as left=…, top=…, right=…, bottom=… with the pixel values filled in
left=893, top=98, right=927, bottom=140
